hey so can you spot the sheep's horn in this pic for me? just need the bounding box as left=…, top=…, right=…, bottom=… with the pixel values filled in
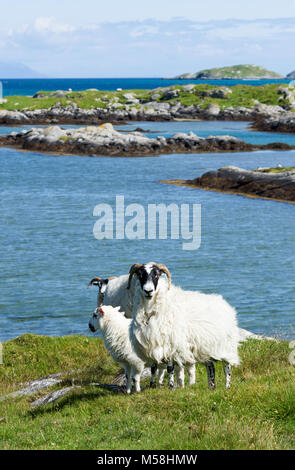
left=153, top=263, right=171, bottom=290
left=88, top=276, right=117, bottom=288
left=126, top=264, right=143, bottom=290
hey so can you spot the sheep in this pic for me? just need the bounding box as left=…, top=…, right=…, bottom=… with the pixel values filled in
left=88, top=304, right=183, bottom=391
left=89, top=305, right=144, bottom=393
left=88, top=268, right=178, bottom=388
left=127, top=262, right=240, bottom=390
left=88, top=275, right=134, bottom=316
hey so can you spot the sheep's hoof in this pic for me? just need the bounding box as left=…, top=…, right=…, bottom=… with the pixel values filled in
left=150, top=382, right=156, bottom=389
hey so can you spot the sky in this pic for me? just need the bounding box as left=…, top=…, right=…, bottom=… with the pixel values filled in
left=0, top=0, right=295, bottom=77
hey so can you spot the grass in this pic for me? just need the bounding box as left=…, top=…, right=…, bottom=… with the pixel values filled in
left=0, top=334, right=294, bottom=450
left=254, top=167, right=295, bottom=173
left=0, top=84, right=290, bottom=113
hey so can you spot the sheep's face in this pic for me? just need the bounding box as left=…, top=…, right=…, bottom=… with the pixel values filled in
left=136, top=264, right=162, bottom=301
left=89, top=306, right=121, bottom=332
left=88, top=307, right=102, bottom=332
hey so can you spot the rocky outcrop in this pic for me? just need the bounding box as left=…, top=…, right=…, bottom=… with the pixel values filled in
left=167, top=166, right=295, bottom=203
left=0, top=124, right=294, bottom=157
left=0, top=100, right=287, bottom=126
left=253, top=112, right=295, bottom=133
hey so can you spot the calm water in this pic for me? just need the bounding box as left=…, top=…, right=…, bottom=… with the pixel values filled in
left=0, top=78, right=293, bottom=97
left=0, top=120, right=295, bottom=341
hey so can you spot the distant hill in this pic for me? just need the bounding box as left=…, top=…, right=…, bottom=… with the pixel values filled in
left=0, top=62, right=44, bottom=79
left=173, top=65, right=284, bottom=80
left=286, top=71, right=295, bottom=79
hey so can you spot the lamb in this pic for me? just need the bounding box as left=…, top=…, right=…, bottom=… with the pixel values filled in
left=89, top=305, right=144, bottom=393
left=127, top=262, right=240, bottom=390
left=88, top=304, right=185, bottom=391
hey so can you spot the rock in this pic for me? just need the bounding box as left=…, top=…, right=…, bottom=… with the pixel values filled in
left=205, top=103, right=220, bottom=117
left=0, top=98, right=7, bottom=104
left=151, top=93, right=161, bottom=100
left=253, top=112, right=295, bottom=133
left=161, top=88, right=179, bottom=100
left=182, top=84, right=196, bottom=93
left=252, top=102, right=284, bottom=115
left=123, top=93, right=139, bottom=105
left=183, top=166, right=295, bottom=202
left=277, top=86, right=295, bottom=107
left=201, top=87, right=232, bottom=99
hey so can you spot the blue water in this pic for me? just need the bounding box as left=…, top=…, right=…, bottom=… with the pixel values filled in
left=0, top=78, right=293, bottom=97
left=0, top=120, right=295, bottom=342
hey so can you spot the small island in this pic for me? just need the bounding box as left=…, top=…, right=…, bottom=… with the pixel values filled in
left=160, top=166, right=295, bottom=203
left=0, top=124, right=294, bottom=157
left=172, top=64, right=284, bottom=80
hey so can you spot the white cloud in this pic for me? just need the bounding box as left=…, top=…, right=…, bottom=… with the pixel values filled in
left=34, top=17, right=76, bottom=34
left=129, top=26, right=159, bottom=37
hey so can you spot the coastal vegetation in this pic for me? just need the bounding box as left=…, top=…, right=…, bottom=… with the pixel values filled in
left=0, top=334, right=294, bottom=450
left=0, top=83, right=291, bottom=113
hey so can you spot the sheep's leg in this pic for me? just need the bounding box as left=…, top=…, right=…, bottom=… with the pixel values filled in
left=125, top=365, right=133, bottom=394
left=222, top=361, right=231, bottom=390
left=133, top=372, right=141, bottom=393
left=187, top=364, right=196, bottom=386
left=206, top=361, right=216, bottom=390
left=167, top=362, right=175, bottom=389
left=150, top=363, right=158, bottom=388
left=175, top=366, right=185, bottom=388
left=158, top=368, right=165, bottom=387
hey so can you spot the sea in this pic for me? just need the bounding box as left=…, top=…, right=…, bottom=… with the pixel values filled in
left=0, top=78, right=294, bottom=341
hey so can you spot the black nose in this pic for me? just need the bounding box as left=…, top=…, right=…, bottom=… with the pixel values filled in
left=89, top=323, right=95, bottom=332
left=144, top=289, right=153, bottom=296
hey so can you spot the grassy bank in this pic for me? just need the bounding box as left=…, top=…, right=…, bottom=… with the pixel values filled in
left=0, top=84, right=291, bottom=112
left=0, top=334, right=294, bottom=450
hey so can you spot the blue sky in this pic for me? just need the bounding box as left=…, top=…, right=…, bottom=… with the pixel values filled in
left=1, top=0, right=295, bottom=76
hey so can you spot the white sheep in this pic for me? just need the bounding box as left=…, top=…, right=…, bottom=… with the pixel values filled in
left=127, top=262, right=240, bottom=390
left=89, top=305, right=144, bottom=393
